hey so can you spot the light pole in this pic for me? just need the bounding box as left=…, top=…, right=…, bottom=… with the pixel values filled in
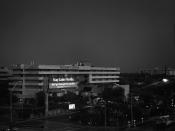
left=130, top=93, right=133, bottom=127
left=21, top=64, right=34, bottom=101
left=10, top=81, right=22, bottom=124
left=43, top=77, right=49, bottom=117
left=21, top=64, right=25, bottom=101
left=104, top=100, right=107, bottom=128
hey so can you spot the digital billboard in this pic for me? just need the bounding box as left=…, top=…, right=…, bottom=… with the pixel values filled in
left=49, top=77, right=78, bottom=89
left=69, top=104, right=75, bottom=110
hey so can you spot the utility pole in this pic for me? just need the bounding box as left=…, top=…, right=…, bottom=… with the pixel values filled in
left=10, top=88, right=13, bottom=124
left=10, top=81, right=22, bottom=126
left=44, top=77, right=49, bottom=117
left=20, top=64, right=25, bottom=102
left=104, top=100, right=107, bottom=128
left=22, top=64, right=25, bottom=98
left=130, top=93, right=133, bottom=127
left=45, top=92, right=48, bottom=117
left=164, top=65, right=167, bottom=78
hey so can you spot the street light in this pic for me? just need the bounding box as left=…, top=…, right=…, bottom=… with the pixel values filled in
left=130, top=93, right=134, bottom=127
left=162, top=78, right=169, bottom=83
left=10, top=81, right=22, bottom=124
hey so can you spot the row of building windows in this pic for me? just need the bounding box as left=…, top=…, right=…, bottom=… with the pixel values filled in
left=0, top=76, right=9, bottom=78
left=12, top=74, right=40, bottom=77
left=13, top=91, right=22, bottom=94
left=22, top=80, right=77, bottom=83
left=92, top=78, right=118, bottom=81
left=8, top=74, right=119, bottom=81
left=9, top=84, right=42, bottom=89
left=25, top=85, right=42, bottom=89
left=92, top=74, right=119, bottom=76
left=12, top=69, right=118, bottom=72
left=24, top=80, right=43, bottom=83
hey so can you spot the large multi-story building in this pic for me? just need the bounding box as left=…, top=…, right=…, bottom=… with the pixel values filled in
left=0, top=67, right=11, bottom=82
left=6, top=63, right=120, bottom=99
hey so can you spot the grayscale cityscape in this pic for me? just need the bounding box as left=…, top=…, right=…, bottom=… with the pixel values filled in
left=0, top=0, right=175, bottom=131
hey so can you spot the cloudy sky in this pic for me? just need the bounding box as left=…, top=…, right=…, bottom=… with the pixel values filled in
left=0, top=0, right=175, bottom=72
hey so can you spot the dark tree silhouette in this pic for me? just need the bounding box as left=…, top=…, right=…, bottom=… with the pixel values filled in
left=102, top=86, right=125, bottom=103
left=35, top=91, right=45, bottom=107
left=0, top=80, right=10, bottom=105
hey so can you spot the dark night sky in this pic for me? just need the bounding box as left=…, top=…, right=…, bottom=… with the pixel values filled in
left=0, top=0, right=175, bottom=72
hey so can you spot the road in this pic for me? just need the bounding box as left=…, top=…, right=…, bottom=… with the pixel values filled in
left=7, top=115, right=175, bottom=131
left=14, top=120, right=152, bottom=131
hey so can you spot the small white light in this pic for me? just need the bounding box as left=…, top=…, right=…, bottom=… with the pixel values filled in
left=69, top=104, right=75, bottom=110
left=162, top=78, right=169, bottom=83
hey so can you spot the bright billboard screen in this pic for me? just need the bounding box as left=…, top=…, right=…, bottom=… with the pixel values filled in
left=49, top=77, right=77, bottom=89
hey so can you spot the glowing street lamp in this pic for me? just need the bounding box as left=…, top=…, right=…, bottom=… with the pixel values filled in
left=162, top=78, right=169, bottom=83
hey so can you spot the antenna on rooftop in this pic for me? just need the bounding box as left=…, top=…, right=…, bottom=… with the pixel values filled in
left=30, top=60, right=35, bottom=65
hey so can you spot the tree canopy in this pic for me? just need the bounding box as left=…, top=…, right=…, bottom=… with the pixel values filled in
left=102, top=86, right=125, bottom=103
left=0, top=80, right=10, bottom=105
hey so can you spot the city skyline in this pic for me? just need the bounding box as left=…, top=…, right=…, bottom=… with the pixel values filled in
left=0, top=0, right=175, bottom=72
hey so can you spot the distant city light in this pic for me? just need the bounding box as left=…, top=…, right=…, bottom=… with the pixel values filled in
left=162, top=78, right=169, bottom=83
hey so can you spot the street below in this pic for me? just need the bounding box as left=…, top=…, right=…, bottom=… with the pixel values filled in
left=10, top=115, right=175, bottom=131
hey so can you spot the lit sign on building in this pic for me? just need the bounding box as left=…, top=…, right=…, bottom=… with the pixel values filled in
left=49, top=77, right=77, bottom=89
left=69, top=104, right=75, bottom=110
left=53, top=78, right=74, bottom=82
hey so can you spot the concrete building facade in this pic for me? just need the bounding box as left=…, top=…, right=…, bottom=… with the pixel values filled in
left=5, top=63, right=120, bottom=99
